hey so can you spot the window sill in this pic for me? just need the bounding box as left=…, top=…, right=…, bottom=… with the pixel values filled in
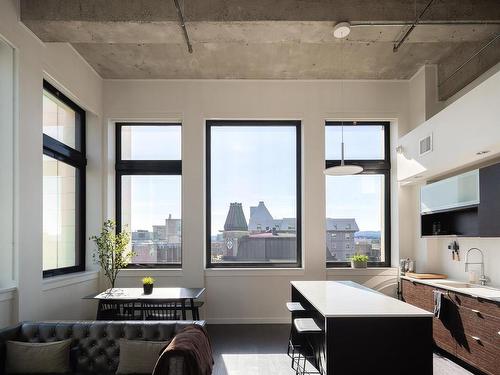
left=42, top=270, right=99, bottom=291
left=117, top=269, right=184, bottom=278
left=326, top=267, right=398, bottom=277
left=205, top=268, right=306, bottom=277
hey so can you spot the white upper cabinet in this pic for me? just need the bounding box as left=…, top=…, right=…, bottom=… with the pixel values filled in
left=420, top=170, right=480, bottom=214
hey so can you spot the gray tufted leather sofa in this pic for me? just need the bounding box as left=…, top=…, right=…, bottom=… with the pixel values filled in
left=0, top=321, right=205, bottom=374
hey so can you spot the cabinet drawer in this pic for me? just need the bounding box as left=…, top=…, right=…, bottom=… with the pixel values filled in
left=401, top=279, right=434, bottom=312
left=453, top=293, right=500, bottom=319
left=455, top=333, right=500, bottom=375
left=433, top=318, right=456, bottom=354
left=458, top=306, right=500, bottom=347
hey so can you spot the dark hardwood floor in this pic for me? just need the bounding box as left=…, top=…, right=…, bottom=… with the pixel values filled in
left=208, top=324, right=474, bottom=375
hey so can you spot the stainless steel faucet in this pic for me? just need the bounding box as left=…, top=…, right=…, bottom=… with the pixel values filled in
left=465, top=247, right=488, bottom=286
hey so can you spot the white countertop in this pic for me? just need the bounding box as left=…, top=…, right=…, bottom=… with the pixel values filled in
left=291, top=280, right=433, bottom=318
left=401, top=276, right=500, bottom=303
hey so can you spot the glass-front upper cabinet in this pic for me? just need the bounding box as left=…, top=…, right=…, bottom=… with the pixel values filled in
left=421, top=170, right=480, bottom=214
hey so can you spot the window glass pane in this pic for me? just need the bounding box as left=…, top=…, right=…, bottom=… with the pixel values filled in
left=325, top=125, right=384, bottom=160
left=43, top=91, right=76, bottom=148
left=43, top=155, right=77, bottom=270
left=121, top=175, right=182, bottom=265
left=209, top=125, right=298, bottom=265
left=121, top=125, right=181, bottom=160
left=326, top=175, right=384, bottom=263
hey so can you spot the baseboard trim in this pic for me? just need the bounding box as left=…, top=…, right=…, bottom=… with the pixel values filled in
left=206, top=317, right=290, bottom=324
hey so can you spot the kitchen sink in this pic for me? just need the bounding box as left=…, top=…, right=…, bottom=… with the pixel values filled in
left=433, top=281, right=500, bottom=300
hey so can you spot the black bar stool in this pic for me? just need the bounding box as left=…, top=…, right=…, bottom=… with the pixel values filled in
left=286, top=302, right=306, bottom=369
left=293, top=318, right=323, bottom=375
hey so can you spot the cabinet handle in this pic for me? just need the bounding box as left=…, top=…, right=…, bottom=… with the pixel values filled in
left=471, top=336, right=481, bottom=342
left=471, top=309, right=480, bottom=314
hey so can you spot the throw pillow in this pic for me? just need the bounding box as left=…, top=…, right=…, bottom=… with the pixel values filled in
left=116, top=339, right=170, bottom=374
left=5, top=339, right=72, bottom=374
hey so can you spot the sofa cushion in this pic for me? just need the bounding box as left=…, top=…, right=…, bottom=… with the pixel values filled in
left=5, top=339, right=72, bottom=374
left=116, top=339, right=169, bottom=374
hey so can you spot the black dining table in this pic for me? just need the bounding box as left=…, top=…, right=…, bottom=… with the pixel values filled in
left=84, top=287, right=205, bottom=320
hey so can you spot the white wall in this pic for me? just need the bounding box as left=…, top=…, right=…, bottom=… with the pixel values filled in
left=422, top=238, right=500, bottom=288
left=103, top=79, right=410, bottom=323
left=0, top=289, right=16, bottom=327
left=0, top=0, right=102, bottom=327
left=0, top=35, right=15, bottom=290
left=407, top=65, right=444, bottom=136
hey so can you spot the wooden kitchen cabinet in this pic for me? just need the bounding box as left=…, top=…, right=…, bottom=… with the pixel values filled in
left=456, top=305, right=500, bottom=347
left=455, top=334, right=500, bottom=375
left=401, top=279, right=500, bottom=375
left=400, top=278, right=434, bottom=311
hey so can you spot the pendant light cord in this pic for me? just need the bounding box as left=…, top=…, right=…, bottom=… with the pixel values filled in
left=340, top=39, right=345, bottom=166
left=341, top=121, right=345, bottom=166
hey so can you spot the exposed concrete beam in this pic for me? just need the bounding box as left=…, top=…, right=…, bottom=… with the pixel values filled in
left=70, top=41, right=457, bottom=79
left=20, top=0, right=500, bottom=23
left=438, top=34, right=500, bottom=99
left=20, top=21, right=500, bottom=44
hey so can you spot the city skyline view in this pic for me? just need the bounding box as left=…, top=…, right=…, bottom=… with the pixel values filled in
left=125, top=124, right=384, bottom=235
left=121, top=124, right=385, bottom=264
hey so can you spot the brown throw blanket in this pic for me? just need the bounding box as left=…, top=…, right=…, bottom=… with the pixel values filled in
left=153, top=325, right=214, bottom=375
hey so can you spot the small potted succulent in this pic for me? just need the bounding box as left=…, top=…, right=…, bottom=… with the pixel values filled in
left=142, top=277, right=155, bottom=295
left=351, top=254, right=369, bottom=269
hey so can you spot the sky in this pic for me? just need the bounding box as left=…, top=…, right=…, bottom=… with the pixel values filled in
left=122, top=124, right=385, bottom=235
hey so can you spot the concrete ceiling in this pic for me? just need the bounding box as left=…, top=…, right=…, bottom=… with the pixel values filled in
left=20, top=0, right=500, bottom=99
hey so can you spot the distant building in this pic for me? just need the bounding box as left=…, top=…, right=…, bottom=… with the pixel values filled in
left=326, top=218, right=359, bottom=262
left=165, top=214, right=181, bottom=244
left=131, top=213, right=182, bottom=264
left=248, top=201, right=296, bottom=233
left=274, top=218, right=296, bottom=233
left=222, top=202, right=249, bottom=257
left=217, top=201, right=296, bottom=263
left=248, top=201, right=274, bottom=232
left=152, top=225, right=166, bottom=240
left=132, top=230, right=152, bottom=241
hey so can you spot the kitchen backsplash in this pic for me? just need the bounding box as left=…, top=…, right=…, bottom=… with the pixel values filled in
left=415, top=237, right=500, bottom=288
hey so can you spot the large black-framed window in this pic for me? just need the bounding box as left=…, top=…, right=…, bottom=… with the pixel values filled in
left=116, top=123, right=182, bottom=268
left=325, top=121, right=391, bottom=268
left=206, top=120, right=302, bottom=268
left=42, top=80, right=86, bottom=278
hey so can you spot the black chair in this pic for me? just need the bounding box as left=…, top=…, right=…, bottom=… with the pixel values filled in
left=96, top=300, right=139, bottom=320
left=141, top=300, right=181, bottom=320
left=176, top=300, right=204, bottom=320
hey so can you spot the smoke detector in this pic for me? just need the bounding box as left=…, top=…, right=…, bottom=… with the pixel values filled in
left=333, top=22, right=351, bottom=39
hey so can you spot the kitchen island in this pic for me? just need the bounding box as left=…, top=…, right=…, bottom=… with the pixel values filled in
left=291, top=280, right=434, bottom=375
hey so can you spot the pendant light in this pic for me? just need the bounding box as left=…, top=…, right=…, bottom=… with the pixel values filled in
left=324, top=26, right=363, bottom=176
left=324, top=122, right=363, bottom=175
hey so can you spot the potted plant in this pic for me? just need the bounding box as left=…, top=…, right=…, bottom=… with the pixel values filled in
left=91, top=220, right=134, bottom=289
left=351, top=254, right=369, bottom=269
left=142, top=277, right=155, bottom=295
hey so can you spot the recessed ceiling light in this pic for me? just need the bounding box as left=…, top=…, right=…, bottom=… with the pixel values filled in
left=333, top=22, right=351, bottom=39
left=476, top=150, right=490, bottom=155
